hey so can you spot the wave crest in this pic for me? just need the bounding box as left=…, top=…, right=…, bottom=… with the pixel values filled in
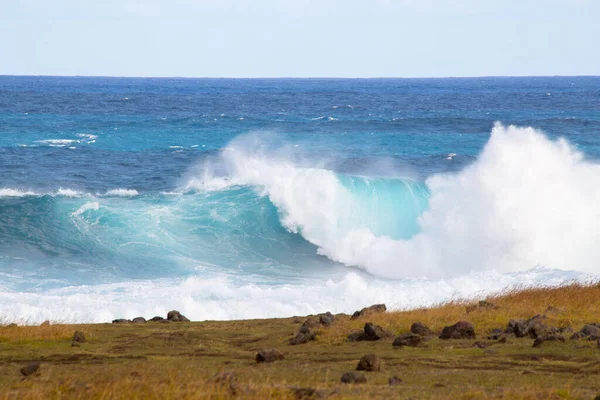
left=189, top=125, right=600, bottom=279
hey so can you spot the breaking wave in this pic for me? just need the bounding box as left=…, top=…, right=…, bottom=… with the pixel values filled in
left=189, top=124, right=600, bottom=279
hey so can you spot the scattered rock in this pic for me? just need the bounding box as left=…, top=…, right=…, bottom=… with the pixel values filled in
left=364, top=323, right=394, bottom=341
left=72, top=331, right=86, bottom=343
left=487, top=328, right=504, bottom=340
left=472, top=341, right=489, bottom=349
left=347, top=331, right=365, bottom=342
left=7, top=323, right=17, bottom=328
left=149, top=316, right=164, bottom=322
left=167, top=310, right=190, bottom=322
left=392, top=333, right=422, bottom=347
left=112, top=319, right=130, bottom=324
left=292, top=387, right=327, bottom=400
left=506, top=315, right=548, bottom=338
left=71, top=342, right=80, bottom=347
left=439, top=321, right=476, bottom=340
left=160, top=319, right=172, bottom=323
left=484, top=349, right=497, bottom=355
left=256, top=349, right=284, bottom=363
left=532, top=335, right=565, bottom=347
left=581, top=324, right=600, bottom=339
left=289, top=326, right=316, bottom=345
left=356, top=354, right=381, bottom=372
left=20, top=362, right=40, bottom=377
left=432, top=383, right=447, bottom=388
left=40, top=320, right=50, bottom=327
left=318, top=312, right=335, bottom=327
left=301, top=317, right=320, bottom=329
left=410, top=322, right=432, bottom=336
left=350, top=304, right=386, bottom=320
left=497, top=337, right=508, bottom=344
left=388, top=376, right=403, bottom=386
left=132, top=317, right=146, bottom=324
left=341, top=372, right=367, bottom=384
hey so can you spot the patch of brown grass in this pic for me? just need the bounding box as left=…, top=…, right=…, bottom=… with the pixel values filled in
left=319, top=282, right=600, bottom=343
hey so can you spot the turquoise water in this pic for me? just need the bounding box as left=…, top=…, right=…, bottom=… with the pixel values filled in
left=0, top=76, right=599, bottom=323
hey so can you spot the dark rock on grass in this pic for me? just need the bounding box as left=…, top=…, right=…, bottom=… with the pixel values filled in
left=256, top=349, right=285, bottom=363
left=71, top=342, right=80, bottom=347
left=506, top=319, right=529, bottom=338
left=301, top=313, right=334, bottom=329
left=302, top=317, right=320, bottom=329
left=132, top=317, right=146, bottom=324
left=20, top=362, right=40, bottom=377
left=487, top=328, right=504, bottom=340
left=410, top=322, right=432, bottom=336
left=40, top=320, right=50, bottom=327
left=597, top=339, right=600, bottom=349
left=350, top=304, right=387, bottom=320
left=347, top=331, right=365, bottom=342
left=318, top=312, right=335, bottom=327
left=506, top=314, right=547, bottom=338
left=532, top=335, right=565, bottom=347
left=439, top=321, right=475, bottom=340
left=472, top=341, right=489, bottom=349
left=497, top=337, right=508, bottom=344
left=112, top=319, right=131, bottom=324
left=149, top=316, right=164, bottom=322
left=7, top=323, right=18, bottom=328
left=341, top=372, right=367, bottom=384
left=581, top=324, right=600, bottom=339
left=167, top=310, right=190, bottom=322
left=364, top=323, right=394, bottom=341
left=356, top=354, right=381, bottom=372
left=292, top=387, right=327, bottom=400
left=393, top=333, right=422, bottom=348
left=389, top=376, right=403, bottom=386
left=72, top=331, right=86, bottom=343
left=432, top=383, right=447, bottom=388
left=289, top=326, right=316, bottom=345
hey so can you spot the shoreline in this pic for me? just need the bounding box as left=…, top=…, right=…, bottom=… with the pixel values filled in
left=1, top=283, right=599, bottom=398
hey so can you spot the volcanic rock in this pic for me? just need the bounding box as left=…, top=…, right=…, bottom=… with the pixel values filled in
left=356, top=354, right=381, bottom=372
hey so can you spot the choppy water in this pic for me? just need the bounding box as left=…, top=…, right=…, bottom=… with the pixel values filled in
left=1, top=76, right=599, bottom=323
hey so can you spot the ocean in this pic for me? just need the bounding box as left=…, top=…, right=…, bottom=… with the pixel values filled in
left=1, top=76, right=599, bottom=324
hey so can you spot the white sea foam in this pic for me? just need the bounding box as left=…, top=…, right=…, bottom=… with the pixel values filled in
left=0, top=188, right=37, bottom=197
left=37, top=139, right=80, bottom=146
left=189, top=124, right=600, bottom=279
left=0, top=268, right=589, bottom=325
left=104, top=189, right=139, bottom=197
left=56, top=188, right=85, bottom=197
left=72, top=202, right=100, bottom=217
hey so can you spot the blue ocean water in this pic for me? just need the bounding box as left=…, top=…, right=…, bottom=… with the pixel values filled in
left=1, top=76, right=599, bottom=323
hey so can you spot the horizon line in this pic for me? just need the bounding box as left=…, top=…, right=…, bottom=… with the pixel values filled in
left=1, top=73, right=599, bottom=80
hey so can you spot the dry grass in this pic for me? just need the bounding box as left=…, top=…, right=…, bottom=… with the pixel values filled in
left=0, top=283, right=599, bottom=399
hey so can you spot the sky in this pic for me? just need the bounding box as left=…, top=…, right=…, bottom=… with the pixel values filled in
left=1, top=0, right=599, bottom=78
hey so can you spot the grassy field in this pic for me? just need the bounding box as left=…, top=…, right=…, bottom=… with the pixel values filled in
left=0, top=283, right=599, bottom=399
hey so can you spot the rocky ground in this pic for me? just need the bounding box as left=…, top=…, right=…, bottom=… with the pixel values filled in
left=0, top=283, right=599, bottom=399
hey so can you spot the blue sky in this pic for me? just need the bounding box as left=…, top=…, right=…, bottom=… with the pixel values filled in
left=1, top=0, right=599, bottom=77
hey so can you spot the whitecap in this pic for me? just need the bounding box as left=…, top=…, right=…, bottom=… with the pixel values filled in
left=104, top=189, right=139, bottom=197
left=0, top=188, right=37, bottom=197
